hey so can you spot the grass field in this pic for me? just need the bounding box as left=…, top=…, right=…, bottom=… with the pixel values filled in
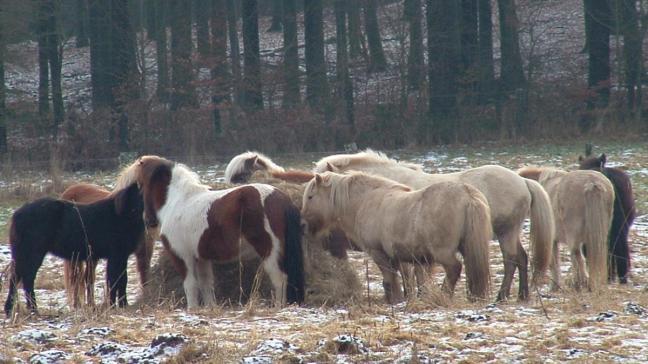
left=1, top=141, right=647, bottom=363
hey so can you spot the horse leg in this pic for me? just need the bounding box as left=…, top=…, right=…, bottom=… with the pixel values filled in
left=135, top=234, right=154, bottom=289
left=550, top=240, right=561, bottom=291
left=516, top=239, right=529, bottom=301
left=369, top=249, right=403, bottom=304
left=4, top=265, right=19, bottom=316
left=570, top=245, right=587, bottom=291
left=182, top=260, right=201, bottom=309
left=262, top=253, right=288, bottom=307
left=195, top=259, right=215, bottom=306
left=495, top=229, right=519, bottom=302
left=438, top=252, right=462, bottom=298
left=106, top=258, right=129, bottom=307
left=615, top=225, right=630, bottom=284
left=85, top=259, right=98, bottom=306
left=399, top=263, right=416, bottom=299
left=414, top=263, right=432, bottom=295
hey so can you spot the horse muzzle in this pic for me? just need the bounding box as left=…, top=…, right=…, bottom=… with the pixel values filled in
left=145, top=217, right=159, bottom=229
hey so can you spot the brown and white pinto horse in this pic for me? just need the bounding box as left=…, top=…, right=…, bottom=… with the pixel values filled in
left=136, top=156, right=305, bottom=308
left=60, top=160, right=156, bottom=308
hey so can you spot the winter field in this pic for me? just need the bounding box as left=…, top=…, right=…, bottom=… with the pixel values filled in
left=0, top=141, right=648, bottom=363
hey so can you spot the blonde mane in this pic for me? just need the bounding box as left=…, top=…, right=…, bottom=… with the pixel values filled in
left=113, top=157, right=146, bottom=190
left=313, top=149, right=423, bottom=173
left=224, top=151, right=285, bottom=183
left=317, top=171, right=411, bottom=213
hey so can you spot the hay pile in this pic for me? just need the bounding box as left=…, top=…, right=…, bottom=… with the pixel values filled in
left=141, top=176, right=360, bottom=307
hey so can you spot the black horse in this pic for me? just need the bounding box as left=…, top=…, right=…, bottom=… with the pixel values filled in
left=4, top=183, right=145, bottom=316
left=579, top=153, right=636, bottom=283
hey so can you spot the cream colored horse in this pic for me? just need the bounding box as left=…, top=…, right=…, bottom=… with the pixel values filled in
left=302, top=171, right=492, bottom=302
left=518, top=167, right=614, bottom=291
left=314, top=150, right=555, bottom=301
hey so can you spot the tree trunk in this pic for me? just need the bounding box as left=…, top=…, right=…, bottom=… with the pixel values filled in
left=620, top=0, right=641, bottom=111
left=364, top=0, right=387, bottom=72
left=76, top=0, right=89, bottom=47
left=36, top=0, right=50, bottom=120
left=89, top=0, right=113, bottom=108
left=211, top=0, right=229, bottom=136
left=347, top=1, right=363, bottom=59
left=155, top=0, right=169, bottom=101
left=334, top=0, right=354, bottom=128
left=195, top=0, right=211, bottom=57
left=497, top=0, right=526, bottom=136
left=111, top=0, right=139, bottom=150
left=47, top=0, right=64, bottom=134
left=584, top=0, right=610, bottom=109
left=304, top=0, right=330, bottom=113
left=268, top=0, right=282, bottom=32
left=478, top=0, right=494, bottom=103
left=227, top=0, right=242, bottom=105
left=0, top=3, right=6, bottom=154
left=170, top=0, right=196, bottom=110
left=460, top=0, right=478, bottom=96
left=241, top=0, right=263, bottom=110
left=405, top=0, right=423, bottom=91
left=425, top=0, right=460, bottom=143
left=282, top=0, right=300, bottom=107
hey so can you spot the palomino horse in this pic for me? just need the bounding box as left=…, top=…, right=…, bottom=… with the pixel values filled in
left=60, top=161, right=156, bottom=308
left=518, top=167, right=614, bottom=291
left=5, top=183, right=145, bottom=316
left=579, top=154, right=636, bottom=283
left=302, top=171, right=492, bottom=302
left=227, top=150, right=555, bottom=302
left=135, top=156, right=305, bottom=309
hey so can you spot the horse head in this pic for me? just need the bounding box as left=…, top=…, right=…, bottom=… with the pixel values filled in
left=578, top=153, right=606, bottom=172
left=113, top=183, right=144, bottom=222
left=136, top=156, right=174, bottom=228
left=301, top=173, right=337, bottom=237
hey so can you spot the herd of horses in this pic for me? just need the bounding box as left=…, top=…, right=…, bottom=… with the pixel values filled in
left=2, top=148, right=636, bottom=316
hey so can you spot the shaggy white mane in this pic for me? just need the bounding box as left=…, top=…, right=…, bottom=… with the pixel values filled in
left=172, top=163, right=211, bottom=194
left=224, top=151, right=285, bottom=183
left=313, top=149, right=423, bottom=173
left=114, top=157, right=145, bottom=190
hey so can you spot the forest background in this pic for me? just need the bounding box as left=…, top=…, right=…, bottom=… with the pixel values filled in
left=0, top=0, right=645, bottom=170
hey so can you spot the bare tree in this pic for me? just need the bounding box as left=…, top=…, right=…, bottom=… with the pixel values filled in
left=364, top=0, right=387, bottom=72
left=242, top=0, right=263, bottom=110
left=478, top=0, right=494, bottom=103
left=334, top=0, right=354, bottom=128
left=304, top=0, right=330, bottom=113
left=211, top=0, right=229, bottom=136
left=425, top=0, right=460, bottom=143
left=584, top=0, right=610, bottom=109
left=282, top=0, right=300, bottom=107
left=0, top=2, right=6, bottom=154
left=405, top=0, right=424, bottom=91
left=170, top=0, right=197, bottom=110
left=195, top=0, right=211, bottom=57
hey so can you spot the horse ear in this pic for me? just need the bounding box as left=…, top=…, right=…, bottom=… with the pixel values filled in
left=600, top=153, right=607, bottom=167
left=315, top=173, right=323, bottom=185
left=578, top=155, right=583, bottom=162
left=326, top=162, right=337, bottom=172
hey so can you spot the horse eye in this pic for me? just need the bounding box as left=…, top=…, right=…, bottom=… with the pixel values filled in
left=308, top=195, right=313, bottom=200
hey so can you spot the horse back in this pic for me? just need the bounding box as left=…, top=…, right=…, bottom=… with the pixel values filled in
left=61, top=183, right=111, bottom=204
left=196, top=185, right=288, bottom=262
left=10, top=198, right=67, bottom=258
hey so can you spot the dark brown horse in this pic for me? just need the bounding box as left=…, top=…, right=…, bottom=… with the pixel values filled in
left=5, top=183, right=145, bottom=316
left=579, top=153, right=636, bottom=283
left=60, top=183, right=155, bottom=307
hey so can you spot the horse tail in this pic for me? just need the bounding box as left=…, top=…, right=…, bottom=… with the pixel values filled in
left=583, top=181, right=613, bottom=291
left=524, top=179, right=556, bottom=285
left=4, top=218, right=19, bottom=316
left=461, top=188, right=492, bottom=301
left=283, top=204, right=305, bottom=304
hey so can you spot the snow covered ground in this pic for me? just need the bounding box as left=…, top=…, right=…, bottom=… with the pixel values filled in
left=1, top=142, right=648, bottom=362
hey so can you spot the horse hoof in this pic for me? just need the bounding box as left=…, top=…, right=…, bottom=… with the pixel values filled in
left=619, top=277, right=628, bottom=284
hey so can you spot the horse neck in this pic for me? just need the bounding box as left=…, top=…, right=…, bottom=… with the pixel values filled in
left=351, top=163, right=426, bottom=188
left=331, top=177, right=390, bottom=230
